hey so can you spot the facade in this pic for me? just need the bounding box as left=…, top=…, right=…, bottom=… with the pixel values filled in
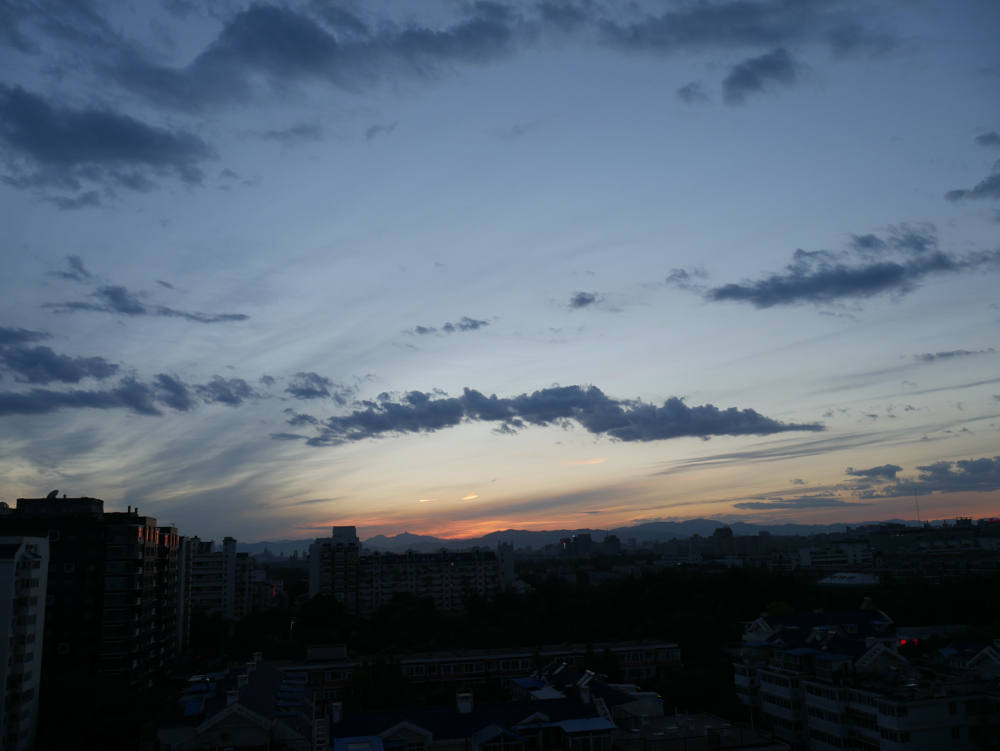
left=734, top=606, right=1000, bottom=750
left=0, top=536, right=48, bottom=751
left=181, top=535, right=254, bottom=623
left=0, top=494, right=180, bottom=747
left=294, top=641, right=681, bottom=709
left=309, top=526, right=362, bottom=608
left=308, top=527, right=500, bottom=614
left=156, top=658, right=320, bottom=751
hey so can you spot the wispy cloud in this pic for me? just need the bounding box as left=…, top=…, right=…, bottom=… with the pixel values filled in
left=693, top=223, right=1000, bottom=308
left=734, top=494, right=864, bottom=510
left=45, top=283, right=248, bottom=323
left=914, top=348, right=994, bottom=363
left=407, top=316, right=489, bottom=335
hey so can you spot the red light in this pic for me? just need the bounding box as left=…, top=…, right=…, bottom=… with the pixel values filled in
left=900, top=639, right=907, bottom=645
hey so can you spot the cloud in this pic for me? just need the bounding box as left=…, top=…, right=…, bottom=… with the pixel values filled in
left=569, top=291, right=600, bottom=309
left=302, top=384, right=822, bottom=446
left=914, top=348, right=994, bottom=363
left=734, top=494, right=863, bottom=510
left=46, top=191, right=103, bottom=210
left=309, top=3, right=369, bottom=36
left=702, top=225, right=1000, bottom=307
left=443, top=316, right=488, bottom=332
left=195, top=376, right=256, bottom=406
left=0, top=0, right=117, bottom=53
left=0, top=84, right=213, bottom=200
left=284, top=409, right=318, bottom=426
left=0, top=327, right=49, bottom=346
left=49, top=255, right=93, bottom=282
left=975, top=131, right=1000, bottom=148
left=259, top=122, right=323, bottom=147
left=284, top=372, right=352, bottom=403
left=45, top=284, right=248, bottom=323
left=96, top=1, right=896, bottom=118
left=846, top=463, right=902, bottom=480
left=676, top=81, right=708, bottom=104
left=826, top=22, right=894, bottom=58
left=365, top=122, right=397, bottom=141
left=598, top=0, right=887, bottom=56
left=722, top=48, right=798, bottom=105
left=665, top=267, right=708, bottom=291
left=859, top=456, right=1000, bottom=498
left=946, top=169, right=1000, bottom=202
left=153, top=373, right=196, bottom=411
left=408, top=316, right=490, bottom=335
left=0, top=378, right=160, bottom=416
left=0, top=345, right=118, bottom=384
left=111, top=4, right=517, bottom=111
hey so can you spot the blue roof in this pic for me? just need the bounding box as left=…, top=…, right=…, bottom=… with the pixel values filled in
left=553, top=718, right=616, bottom=733
left=334, top=737, right=384, bottom=751
left=514, top=677, right=545, bottom=689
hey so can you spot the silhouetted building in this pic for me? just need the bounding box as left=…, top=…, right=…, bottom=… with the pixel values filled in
left=182, top=536, right=253, bottom=619
left=0, top=536, right=48, bottom=751
left=0, top=493, right=180, bottom=748
left=156, top=656, right=320, bottom=750
left=308, top=527, right=498, bottom=614
left=309, top=526, right=361, bottom=608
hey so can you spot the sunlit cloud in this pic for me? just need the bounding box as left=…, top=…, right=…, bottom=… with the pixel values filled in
left=561, top=458, right=607, bottom=466
left=417, top=498, right=434, bottom=503
left=460, top=493, right=479, bottom=501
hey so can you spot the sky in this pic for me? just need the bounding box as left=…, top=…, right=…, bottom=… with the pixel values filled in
left=1, top=0, right=999, bottom=542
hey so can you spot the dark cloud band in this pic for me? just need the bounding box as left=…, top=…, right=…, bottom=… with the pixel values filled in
left=303, top=384, right=822, bottom=446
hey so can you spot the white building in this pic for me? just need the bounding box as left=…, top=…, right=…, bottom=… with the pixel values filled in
left=0, top=536, right=48, bottom=751
left=179, top=535, right=253, bottom=644
left=735, top=607, right=1000, bottom=750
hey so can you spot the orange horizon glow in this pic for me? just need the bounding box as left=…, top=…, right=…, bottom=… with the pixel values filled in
left=269, top=489, right=1000, bottom=544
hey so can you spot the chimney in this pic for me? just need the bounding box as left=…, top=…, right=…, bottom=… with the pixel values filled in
left=579, top=685, right=591, bottom=704
left=238, top=673, right=248, bottom=688
left=456, top=691, right=474, bottom=714
left=253, top=651, right=263, bottom=663
left=227, top=690, right=239, bottom=706
left=330, top=701, right=343, bottom=724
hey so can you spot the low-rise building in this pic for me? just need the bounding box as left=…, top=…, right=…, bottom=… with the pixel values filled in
left=156, top=657, right=321, bottom=751
left=734, top=604, right=1000, bottom=750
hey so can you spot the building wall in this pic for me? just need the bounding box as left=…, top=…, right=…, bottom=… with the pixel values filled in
left=0, top=536, right=48, bottom=751
left=182, top=535, right=254, bottom=625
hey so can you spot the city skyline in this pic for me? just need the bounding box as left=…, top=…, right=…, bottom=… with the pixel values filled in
left=2, top=0, right=999, bottom=542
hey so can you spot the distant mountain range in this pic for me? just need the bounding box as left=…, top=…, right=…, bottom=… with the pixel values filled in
left=237, top=518, right=925, bottom=557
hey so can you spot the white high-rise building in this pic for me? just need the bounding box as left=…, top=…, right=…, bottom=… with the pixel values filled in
left=0, top=536, right=49, bottom=751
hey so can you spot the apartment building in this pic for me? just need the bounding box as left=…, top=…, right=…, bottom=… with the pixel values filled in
left=181, top=535, right=254, bottom=620
left=0, top=494, right=180, bottom=747
left=308, top=526, right=500, bottom=614
left=0, top=536, right=48, bottom=751
left=734, top=605, right=1000, bottom=749
left=293, top=641, right=681, bottom=707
